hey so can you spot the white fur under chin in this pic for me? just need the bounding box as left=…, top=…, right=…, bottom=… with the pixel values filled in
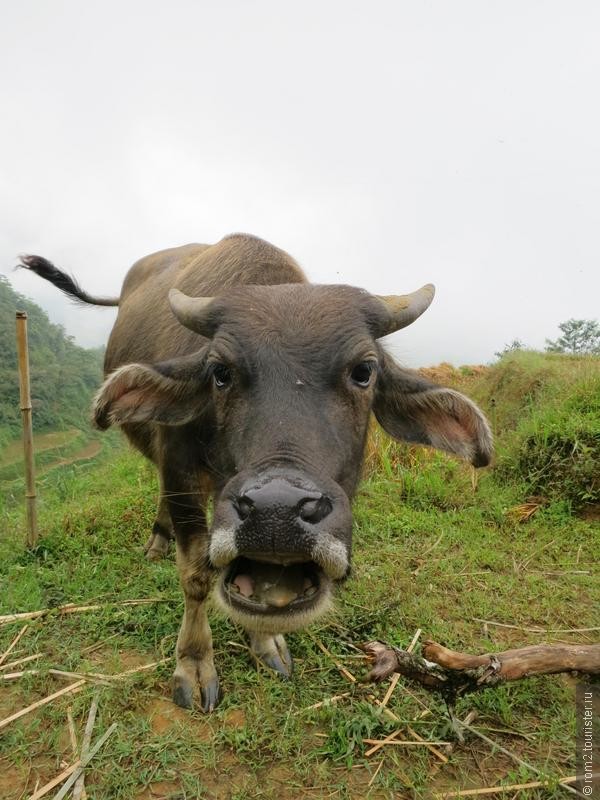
left=212, top=582, right=333, bottom=635
left=311, top=536, right=349, bottom=580
left=208, top=528, right=239, bottom=568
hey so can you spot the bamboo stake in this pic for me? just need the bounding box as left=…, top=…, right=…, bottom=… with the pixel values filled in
left=15, top=311, right=38, bottom=548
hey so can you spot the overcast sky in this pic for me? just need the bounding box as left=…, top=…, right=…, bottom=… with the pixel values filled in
left=1, top=1, right=599, bottom=367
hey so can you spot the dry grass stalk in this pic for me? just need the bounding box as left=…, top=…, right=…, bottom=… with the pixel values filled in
left=428, top=710, right=477, bottom=780
left=49, top=670, right=112, bottom=686
left=0, top=623, right=29, bottom=666
left=0, top=653, right=43, bottom=671
left=66, top=707, right=78, bottom=755
left=52, top=722, right=118, bottom=800
left=109, top=658, right=169, bottom=678
left=66, top=707, right=88, bottom=799
left=0, top=598, right=170, bottom=626
left=364, top=728, right=404, bottom=757
left=296, top=692, right=352, bottom=713
left=455, top=719, right=582, bottom=800
left=363, top=738, right=451, bottom=747
left=310, top=635, right=357, bottom=683
left=380, top=673, right=400, bottom=707
left=367, top=758, right=385, bottom=788
left=28, top=761, right=82, bottom=800
left=79, top=634, right=119, bottom=654
left=433, top=774, right=583, bottom=798
left=405, top=726, right=449, bottom=763
left=472, top=618, right=600, bottom=634
left=407, top=629, right=422, bottom=653
left=2, top=670, right=40, bottom=680
left=72, top=694, right=99, bottom=800
left=0, top=680, right=85, bottom=731
left=58, top=659, right=168, bottom=682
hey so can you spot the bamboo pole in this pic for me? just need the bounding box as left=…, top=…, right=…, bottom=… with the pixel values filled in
left=15, top=311, right=38, bottom=547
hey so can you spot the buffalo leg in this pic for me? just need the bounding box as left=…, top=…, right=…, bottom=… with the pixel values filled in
left=164, top=468, right=219, bottom=712
left=144, top=476, right=173, bottom=561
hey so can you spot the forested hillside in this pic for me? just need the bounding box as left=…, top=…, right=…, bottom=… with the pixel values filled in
left=0, top=276, right=104, bottom=447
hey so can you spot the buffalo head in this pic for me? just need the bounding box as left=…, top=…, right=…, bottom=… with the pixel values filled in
left=93, top=282, right=492, bottom=635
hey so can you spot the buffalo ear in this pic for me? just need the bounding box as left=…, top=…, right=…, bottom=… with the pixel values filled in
left=92, top=351, right=210, bottom=430
left=373, top=356, right=493, bottom=467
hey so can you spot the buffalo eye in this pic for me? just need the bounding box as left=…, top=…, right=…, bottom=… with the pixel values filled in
left=212, top=363, right=232, bottom=389
left=350, top=361, right=376, bottom=388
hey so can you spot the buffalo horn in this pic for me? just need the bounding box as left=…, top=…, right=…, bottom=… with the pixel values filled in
left=168, top=288, right=215, bottom=335
left=376, top=284, right=435, bottom=335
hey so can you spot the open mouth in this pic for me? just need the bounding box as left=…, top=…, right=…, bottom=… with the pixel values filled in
left=221, top=557, right=327, bottom=615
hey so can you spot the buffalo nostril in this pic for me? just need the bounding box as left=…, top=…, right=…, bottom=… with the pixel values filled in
left=235, top=495, right=254, bottom=521
left=299, top=495, right=333, bottom=524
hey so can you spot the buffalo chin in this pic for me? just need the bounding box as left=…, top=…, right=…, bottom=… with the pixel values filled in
left=214, top=556, right=333, bottom=634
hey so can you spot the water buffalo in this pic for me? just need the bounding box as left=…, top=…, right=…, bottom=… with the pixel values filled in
left=20, top=233, right=492, bottom=712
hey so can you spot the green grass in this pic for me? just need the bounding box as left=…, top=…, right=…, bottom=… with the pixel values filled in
left=0, top=354, right=598, bottom=799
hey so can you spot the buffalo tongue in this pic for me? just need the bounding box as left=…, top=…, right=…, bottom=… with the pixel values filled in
left=232, top=574, right=254, bottom=597
left=234, top=563, right=307, bottom=607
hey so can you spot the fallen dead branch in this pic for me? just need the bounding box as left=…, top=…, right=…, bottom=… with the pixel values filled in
left=0, top=598, right=172, bottom=626
left=363, top=639, right=600, bottom=701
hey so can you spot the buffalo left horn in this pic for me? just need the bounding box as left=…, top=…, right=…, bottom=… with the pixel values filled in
left=375, top=284, right=435, bottom=335
left=168, top=288, right=215, bottom=335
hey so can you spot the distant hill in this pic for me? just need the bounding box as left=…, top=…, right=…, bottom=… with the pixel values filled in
left=0, top=276, right=104, bottom=446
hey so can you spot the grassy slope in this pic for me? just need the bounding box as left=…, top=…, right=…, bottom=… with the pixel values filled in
left=0, top=353, right=598, bottom=799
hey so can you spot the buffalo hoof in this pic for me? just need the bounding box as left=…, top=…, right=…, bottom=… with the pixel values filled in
left=172, top=673, right=220, bottom=713
left=172, top=680, right=194, bottom=710
left=249, top=633, right=294, bottom=679
left=144, top=530, right=171, bottom=561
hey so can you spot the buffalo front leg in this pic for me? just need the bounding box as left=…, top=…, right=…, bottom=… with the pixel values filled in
left=165, top=472, right=219, bottom=712
left=173, top=541, right=219, bottom=712
left=144, top=475, right=173, bottom=561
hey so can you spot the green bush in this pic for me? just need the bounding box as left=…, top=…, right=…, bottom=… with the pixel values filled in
left=496, top=369, right=600, bottom=509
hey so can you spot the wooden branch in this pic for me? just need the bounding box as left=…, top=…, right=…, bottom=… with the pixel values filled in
left=362, top=639, right=600, bottom=702
left=423, top=641, right=600, bottom=681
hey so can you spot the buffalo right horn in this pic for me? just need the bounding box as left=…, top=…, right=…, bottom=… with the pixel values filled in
left=168, top=288, right=215, bottom=336
left=375, top=284, right=435, bottom=335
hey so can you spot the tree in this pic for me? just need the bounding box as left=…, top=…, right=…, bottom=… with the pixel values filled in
left=494, top=339, right=525, bottom=359
left=545, top=319, right=600, bottom=355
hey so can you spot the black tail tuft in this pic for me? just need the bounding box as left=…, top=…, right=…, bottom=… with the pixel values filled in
left=17, top=254, right=119, bottom=307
